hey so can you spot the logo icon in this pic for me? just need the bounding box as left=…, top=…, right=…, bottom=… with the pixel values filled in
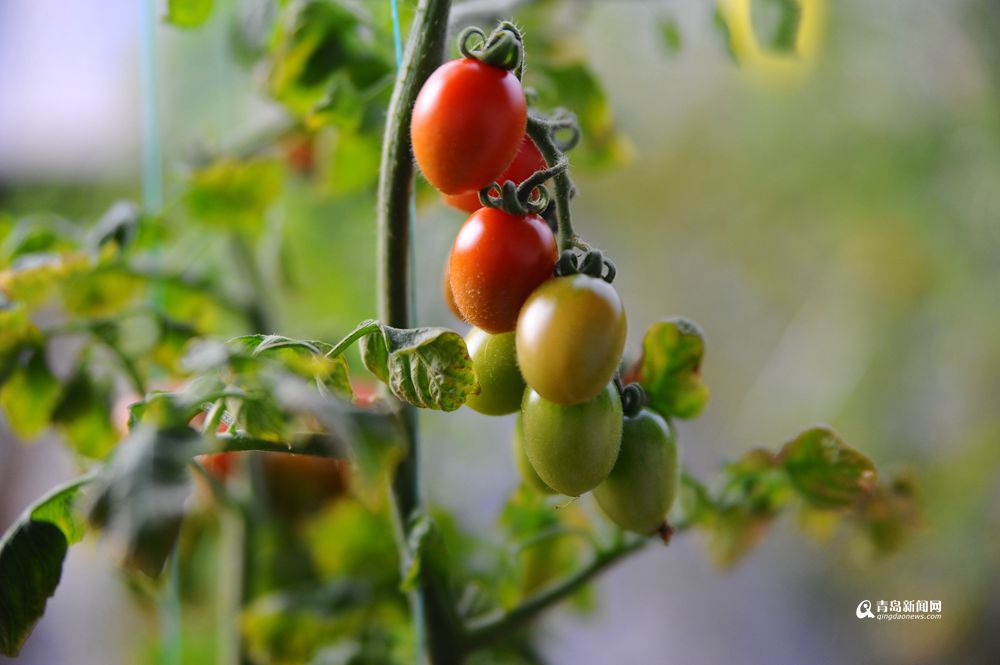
left=856, top=600, right=875, bottom=619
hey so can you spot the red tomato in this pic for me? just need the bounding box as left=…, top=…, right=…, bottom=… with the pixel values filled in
left=449, top=208, right=557, bottom=334
left=442, top=136, right=546, bottom=212
left=442, top=261, right=464, bottom=320
left=195, top=452, right=239, bottom=481
left=411, top=59, right=527, bottom=195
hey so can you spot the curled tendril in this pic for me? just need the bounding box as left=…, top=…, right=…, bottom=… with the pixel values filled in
left=458, top=21, right=524, bottom=76
left=478, top=151, right=568, bottom=217
left=620, top=382, right=646, bottom=418
left=479, top=179, right=550, bottom=216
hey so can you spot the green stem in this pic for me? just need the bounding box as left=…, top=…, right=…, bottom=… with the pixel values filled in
left=376, top=0, right=458, bottom=663
left=463, top=536, right=649, bottom=650
left=526, top=114, right=578, bottom=252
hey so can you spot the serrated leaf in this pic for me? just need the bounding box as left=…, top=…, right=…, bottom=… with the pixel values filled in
left=88, top=425, right=203, bottom=578
left=185, top=158, right=284, bottom=236
left=360, top=324, right=478, bottom=412
left=230, top=334, right=352, bottom=398
left=0, top=346, right=61, bottom=440
left=0, top=473, right=94, bottom=656
left=634, top=318, right=710, bottom=420
left=779, top=427, right=877, bottom=509
left=165, top=0, right=214, bottom=29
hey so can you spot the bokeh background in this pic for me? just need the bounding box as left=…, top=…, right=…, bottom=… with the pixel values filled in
left=2, top=0, right=999, bottom=663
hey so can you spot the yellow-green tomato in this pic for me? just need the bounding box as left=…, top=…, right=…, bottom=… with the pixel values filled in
left=515, top=274, right=626, bottom=405
left=520, top=382, right=623, bottom=496
left=464, top=328, right=525, bottom=415
left=593, top=409, right=678, bottom=534
left=513, top=414, right=555, bottom=493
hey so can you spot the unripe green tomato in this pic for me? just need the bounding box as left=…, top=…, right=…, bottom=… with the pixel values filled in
left=464, top=328, right=525, bottom=415
left=593, top=409, right=678, bottom=534
left=520, top=382, right=623, bottom=496
left=516, top=274, right=627, bottom=405
left=513, top=413, right=555, bottom=493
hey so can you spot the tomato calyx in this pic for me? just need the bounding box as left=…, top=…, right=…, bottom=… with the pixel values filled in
left=459, top=21, right=525, bottom=76
left=554, top=248, right=617, bottom=284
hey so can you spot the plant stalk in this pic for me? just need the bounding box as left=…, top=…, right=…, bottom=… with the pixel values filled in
left=376, top=0, right=459, bottom=663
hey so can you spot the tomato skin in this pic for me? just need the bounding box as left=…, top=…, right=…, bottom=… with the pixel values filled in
left=593, top=409, right=678, bottom=534
left=464, top=328, right=525, bottom=415
left=412, top=59, right=527, bottom=195
left=443, top=262, right=464, bottom=320
left=442, top=136, right=546, bottom=213
left=449, top=208, right=557, bottom=334
left=516, top=275, right=627, bottom=405
left=195, top=452, right=239, bottom=481
left=513, top=414, right=555, bottom=493
left=520, top=382, right=623, bottom=496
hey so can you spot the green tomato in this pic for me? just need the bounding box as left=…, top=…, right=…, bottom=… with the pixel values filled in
left=516, top=274, right=627, bottom=405
left=513, top=413, right=555, bottom=493
left=464, top=328, right=525, bottom=415
left=520, top=382, right=623, bottom=496
left=593, top=409, right=678, bottom=534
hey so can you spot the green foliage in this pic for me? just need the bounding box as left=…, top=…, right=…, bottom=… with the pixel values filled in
left=779, top=427, right=877, bottom=509
left=0, top=346, right=61, bottom=439
left=677, top=427, right=914, bottom=567
left=185, top=158, right=285, bottom=236
left=632, top=318, right=710, bottom=420
left=0, top=474, right=94, bottom=657
left=165, top=0, right=215, bottom=29
left=88, top=425, right=203, bottom=578
left=360, top=322, right=479, bottom=412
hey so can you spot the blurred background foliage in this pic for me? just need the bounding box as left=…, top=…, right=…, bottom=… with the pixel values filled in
left=1, top=0, right=998, bottom=663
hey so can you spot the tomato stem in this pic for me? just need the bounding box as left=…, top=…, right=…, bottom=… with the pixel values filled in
left=526, top=113, right=581, bottom=253
left=376, top=0, right=464, bottom=663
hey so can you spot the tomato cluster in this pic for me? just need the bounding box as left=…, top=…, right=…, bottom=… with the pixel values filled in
left=413, top=24, right=678, bottom=536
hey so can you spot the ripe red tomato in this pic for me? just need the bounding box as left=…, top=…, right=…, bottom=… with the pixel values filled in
left=442, top=136, right=546, bottom=212
left=195, top=452, right=239, bottom=481
left=449, top=208, right=557, bottom=334
left=411, top=58, right=527, bottom=195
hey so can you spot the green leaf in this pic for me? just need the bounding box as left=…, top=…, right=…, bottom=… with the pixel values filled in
left=60, top=265, right=142, bottom=318
left=0, top=346, right=61, bottom=440
left=360, top=324, right=478, bottom=412
left=752, top=0, right=802, bottom=53
left=88, top=425, right=202, bottom=578
left=229, top=334, right=352, bottom=398
left=401, top=512, right=448, bottom=593
left=51, top=369, right=119, bottom=460
left=240, top=580, right=376, bottom=665
left=185, top=158, right=284, bottom=236
left=658, top=16, right=683, bottom=54
left=633, top=318, right=710, bottom=420
left=0, top=474, right=94, bottom=656
left=165, top=0, right=214, bottom=29
left=267, top=0, right=392, bottom=121
left=531, top=60, right=632, bottom=168
left=0, top=303, right=41, bottom=358
left=779, top=427, right=877, bottom=509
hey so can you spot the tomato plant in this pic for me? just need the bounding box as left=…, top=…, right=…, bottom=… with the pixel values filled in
left=0, top=3, right=921, bottom=665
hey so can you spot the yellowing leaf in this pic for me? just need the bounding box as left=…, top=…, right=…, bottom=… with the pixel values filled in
left=634, top=318, right=710, bottom=420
